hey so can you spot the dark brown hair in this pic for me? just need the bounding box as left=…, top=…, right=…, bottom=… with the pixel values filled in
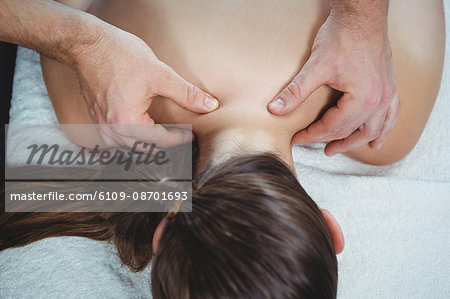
left=1, top=153, right=337, bottom=298
left=152, top=154, right=337, bottom=298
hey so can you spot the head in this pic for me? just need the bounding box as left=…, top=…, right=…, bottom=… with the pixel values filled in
left=151, top=153, right=344, bottom=299
left=1, top=135, right=343, bottom=299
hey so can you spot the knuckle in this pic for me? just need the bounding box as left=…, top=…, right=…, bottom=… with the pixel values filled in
left=154, top=66, right=174, bottom=89
left=155, top=68, right=169, bottom=84
left=366, top=126, right=382, bottom=140
left=320, top=116, right=334, bottom=130
left=185, top=84, right=200, bottom=108
left=367, top=131, right=378, bottom=141
left=379, top=93, right=391, bottom=106
left=334, top=127, right=352, bottom=140
left=364, top=93, right=381, bottom=110
left=380, top=80, right=397, bottom=107
left=97, top=124, right=110, bottom=137
left=106, top=111, right=128, bottom=125
left=382, top=85, right=396, bottom=105
left=384, top=125, right=394, bottom=136
left=156, top=66, right=173, bottom=91
left=286, top=80, right=301, bottom=100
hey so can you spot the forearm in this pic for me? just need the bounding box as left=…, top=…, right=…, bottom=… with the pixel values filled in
left=0, top=0, right=104, bottom=66
left=330, top=0, right=389, bottom=32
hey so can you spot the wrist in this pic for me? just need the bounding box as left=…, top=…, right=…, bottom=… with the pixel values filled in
left=330, top=1, right=389, bottom=35
left=63, top=13, right=110, bottom=68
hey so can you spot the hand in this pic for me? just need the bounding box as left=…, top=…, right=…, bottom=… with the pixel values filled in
left=72, top=24, right=219, bottom=149
left=268, top=12, right=399, bottom=156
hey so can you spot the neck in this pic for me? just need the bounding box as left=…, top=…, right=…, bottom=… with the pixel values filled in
left=194, top=126, right=294, bottom=178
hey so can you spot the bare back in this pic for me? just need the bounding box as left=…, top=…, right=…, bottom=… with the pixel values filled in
left=42, top=0, right=445, bottom=165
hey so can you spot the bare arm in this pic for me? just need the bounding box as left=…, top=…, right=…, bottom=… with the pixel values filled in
left=0, top=0, right=98, bottom=66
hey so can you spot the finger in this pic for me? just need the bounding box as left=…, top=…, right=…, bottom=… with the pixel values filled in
left=123, top=124, right=192, bottom=148
left=98, top=111, right=153, bottom=146
left=96, top=124, right=120, bottom=147
left=152, top=126, right=195, bottom=148
left=324, top=108, right=388, bottom=156
left=291, top=93, right=362, bottom=144
left=156, top=66, right=219, bottom=113
left=268, top=56, right=328, bottom=115
left=103, top=134, right=165, bottom=156
left=369, top=93, right=400, bottom=150
left=108, top=114, right=194, bottom=149
left=114, top=128, right=192, bottom=150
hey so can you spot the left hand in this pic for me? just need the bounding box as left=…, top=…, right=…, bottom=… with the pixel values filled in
left=267, top=12, right=399, bottom=156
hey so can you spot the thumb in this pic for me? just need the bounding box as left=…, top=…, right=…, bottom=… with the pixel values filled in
left=268, top=59, right=327, bottom=115
left=155, top=66, right=219, bottom=113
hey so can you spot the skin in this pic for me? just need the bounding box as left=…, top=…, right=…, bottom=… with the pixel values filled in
left=268, top=0, right=398, bottom=156
left=42, top=0, right=445, bottom=167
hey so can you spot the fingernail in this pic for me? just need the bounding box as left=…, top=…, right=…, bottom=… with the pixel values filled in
left=204, top=96, right=219, bottom=111
left=326, top=151, right=336, bottom=157
left=269, top=98, right=285, bottom=112
left=292, top=132, right=310, bottom=145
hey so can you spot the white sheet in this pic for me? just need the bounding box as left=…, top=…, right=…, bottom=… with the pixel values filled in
left=2, top=2, right=449, bottom=297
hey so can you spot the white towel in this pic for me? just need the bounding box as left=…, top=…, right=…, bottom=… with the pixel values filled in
left=2, top=2, right=450, bottom=298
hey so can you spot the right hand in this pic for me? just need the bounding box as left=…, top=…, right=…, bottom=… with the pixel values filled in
left=72, top=24, right=219, bottom=149
left=267, top=11, right=398, bottom=156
